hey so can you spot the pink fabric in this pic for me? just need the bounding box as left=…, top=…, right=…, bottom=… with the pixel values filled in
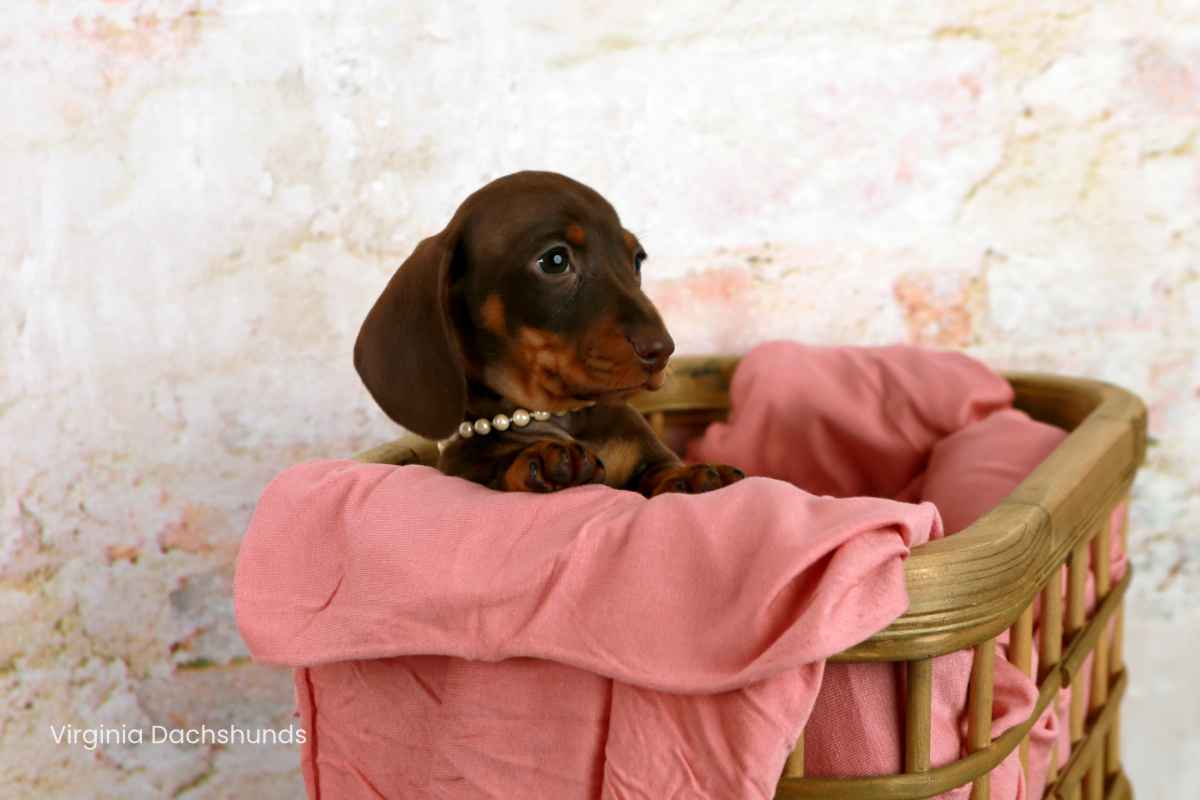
left=235, top=341, right=1080, bottom=799
left=687, top=342, right=1077, bottom=800
left=687, top=341, right=1016, bottom=501
left=920, top=409, right=1071, bottom=536
left=238, top=462, right=938, bottom=799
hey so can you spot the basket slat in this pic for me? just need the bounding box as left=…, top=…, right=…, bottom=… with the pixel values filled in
left=905, top=658, right=933, bottom=774
left=1046, top=671, right=1127, bottom=800
left=1087, top=520, right=1113, bottom=799
left=1008, top=605, right=1034, bottom=781
left=1106, top=512, right=1128, bottom=782
left=1040, top=567, right=1064, bottom=788
left=967, top=640, right=996, bottom=800
left=1066, top=540, right=1089, bottom=747
left=1062, top=568, right=1131, bottom=689
left=775, top=668, right=1064, bottom=800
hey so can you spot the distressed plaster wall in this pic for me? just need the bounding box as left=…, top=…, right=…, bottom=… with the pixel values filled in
left=2, top=1, right=1198, bottom=797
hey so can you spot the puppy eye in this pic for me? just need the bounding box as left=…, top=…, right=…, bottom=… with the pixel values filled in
left=634, top=253, right=646, bottom=272
left=537, top=247, right=571, bottom=275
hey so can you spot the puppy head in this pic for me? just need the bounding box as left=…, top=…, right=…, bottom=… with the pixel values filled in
left=355, top=171, right=674, bottom=440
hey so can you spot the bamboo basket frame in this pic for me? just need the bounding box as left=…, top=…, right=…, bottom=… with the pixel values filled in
left=352, top=355, right=1146, bottom=800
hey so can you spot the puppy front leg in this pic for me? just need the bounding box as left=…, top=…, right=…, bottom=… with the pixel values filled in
left=495, top=441, right=607, bottom=493
left=637, top=461, right=746, bottom=497
left=583, top=407, right=747, bottom=498
left=621, top=429, right=745, bottom=497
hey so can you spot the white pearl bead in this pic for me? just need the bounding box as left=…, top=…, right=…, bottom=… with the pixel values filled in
left=532, top=410, right=551, bottom=421
left=458, top=422, right=475, bottom=438
left=553, top=410, right=567, bottom=417
left=512, top=409, right=531, bottom=426
left=474, top=417, right=492, bottom=435
left=437, top=440, right=448, bottom=453
left=492, top=414, right=510, bottom=431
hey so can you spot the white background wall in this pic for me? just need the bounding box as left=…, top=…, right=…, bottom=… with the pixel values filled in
left=3, top=1, right=1198, bottom=797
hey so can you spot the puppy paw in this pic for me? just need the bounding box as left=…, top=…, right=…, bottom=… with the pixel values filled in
left=500, top=441, right=607, bottom=492
left=640, top=463, right=746, bottom=497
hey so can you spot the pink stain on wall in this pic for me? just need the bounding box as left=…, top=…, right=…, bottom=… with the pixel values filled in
left=1145, top=355, right=1189, bottom=435
left=924, top=70, right=988, bottom=152
left=69, top=5, right=210, bottom=90
left=959, top=73, right=983, bottom=102
left=157, top=502, right=235, bottom=558
left=1134, top=49, right=1200, bottom=117
left=705, top=159, right=799, bottom=226
left=105, top=544, right=141, bottom=564
left=893, top=269, right=983, bottom=348
left=644, top=267, right=759, bottom=353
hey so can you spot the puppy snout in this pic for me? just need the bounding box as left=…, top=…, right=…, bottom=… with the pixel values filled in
left=629, top=331, right=675, bottom=372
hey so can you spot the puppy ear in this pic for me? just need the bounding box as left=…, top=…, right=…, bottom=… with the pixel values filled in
left=354, top=232, right=467, bottom=440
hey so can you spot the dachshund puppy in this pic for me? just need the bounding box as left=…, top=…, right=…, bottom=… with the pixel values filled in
left=354, top=171, right=744, bottom=497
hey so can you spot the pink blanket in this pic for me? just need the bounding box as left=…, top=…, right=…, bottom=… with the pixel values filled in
left=234, top=342, right=1072, bottom=799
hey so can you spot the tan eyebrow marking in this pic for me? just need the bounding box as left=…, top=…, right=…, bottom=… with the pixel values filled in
left=622, top=230, right=637, bottom=250
left=481, top=294, right=506, bottom=334
left=565, top=223, right=585, bottom=246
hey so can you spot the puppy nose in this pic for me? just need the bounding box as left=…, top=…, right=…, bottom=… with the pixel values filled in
left=629, top=331, right=675, bottom=372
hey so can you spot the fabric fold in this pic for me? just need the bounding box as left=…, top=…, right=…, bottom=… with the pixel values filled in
left=236, top=461, right=938, bottom=693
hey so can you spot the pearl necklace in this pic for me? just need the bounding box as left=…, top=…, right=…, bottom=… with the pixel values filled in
left=437, top=408, right=567, bottom=452
left=459, top=408, right=567, bottom=438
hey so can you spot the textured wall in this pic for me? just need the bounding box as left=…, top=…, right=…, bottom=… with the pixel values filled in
left=3, top=1, right=1198, bottom=797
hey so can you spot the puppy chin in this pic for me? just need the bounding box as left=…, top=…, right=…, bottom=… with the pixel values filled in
left=483, top=373, right=586, bottom=413
left=582, top=381, right=660, bottom=405
left=487, top=363, right=667, bottom=411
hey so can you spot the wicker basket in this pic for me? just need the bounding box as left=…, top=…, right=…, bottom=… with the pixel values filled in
left=353, top=355, right=1146, bottom=800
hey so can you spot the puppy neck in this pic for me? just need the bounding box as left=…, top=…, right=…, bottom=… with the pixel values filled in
left=463, top=379, right=529, bottom=420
